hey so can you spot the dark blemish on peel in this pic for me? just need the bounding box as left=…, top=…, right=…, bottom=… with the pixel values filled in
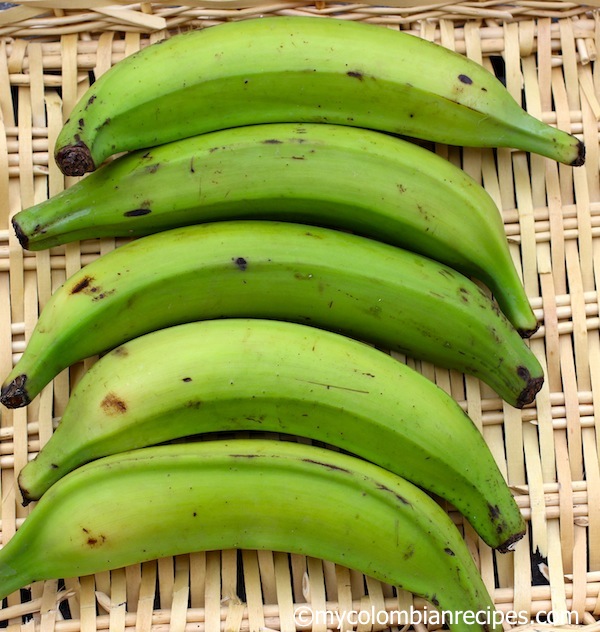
left=444, top=548, right=456, bottom=556
left=112, top=346, right=129, bottom=357
left=145, top=163, right=160, bottom=174
left=100, top=392, right=128, bottom=415
left=124, top=208, right=152, bottom=217
left=294, top=272, right=313, bottom=281
left=85, top=94, right=96, bottom=108
left=230, top=453, right=261, bottom=458
left=488, top=504, right=500, bottom=519
left=92, top=289, right=115, bottom=302
left=71, top=276, right=93, bottom=294
left=263, top=139, right=283, bottom=144
left=233, top=257, right=248, bottom=271
left=347, top=71, right=364, bottom=80
left=182, top=377, right=192, bottom=382
left=376, top=483, right=411, bottom=505
left=302, top=459, right=351, bottom=473
left=95, top=117, right=111, bottom=133
left=458, top=74, right=473, bottom=84
left=78, top=118, right=85, bottom=129
left=51, top=463, right=59, bottom=469
left=82, top=528, right=106, bottom=547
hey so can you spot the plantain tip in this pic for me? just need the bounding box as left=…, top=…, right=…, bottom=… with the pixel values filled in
left=495, top=528, right=526, bottom=553
left=515, top=369, right=544, bottom=408
left=55, top=142, right=95, bottom=176
left=517, top=320, right=540, bottom=339
left=571, top=139, right=586, bottom=167
left=0, top=374, right=31, bottom=409
left=11, top=217, right=29, bottom=250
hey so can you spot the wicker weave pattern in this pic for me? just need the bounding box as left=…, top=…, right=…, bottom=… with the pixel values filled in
left=0, top=2, right=599, bottom=630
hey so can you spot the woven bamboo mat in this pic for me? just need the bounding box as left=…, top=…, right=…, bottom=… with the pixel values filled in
left=0, top=2, right=599, bottom=631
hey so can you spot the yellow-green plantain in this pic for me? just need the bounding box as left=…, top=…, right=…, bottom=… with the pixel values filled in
left=0, top=221, right=543, bottom=410
left=2, top=438, right=502, bottom=632
left=17, top=123, right=536, bottom=334
left=18, top=318, right=525, bottom=550
left=54, top=16, right=584, bottom=177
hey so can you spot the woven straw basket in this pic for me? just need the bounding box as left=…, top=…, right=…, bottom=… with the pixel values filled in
left=0, top=1, right=599, bottom=631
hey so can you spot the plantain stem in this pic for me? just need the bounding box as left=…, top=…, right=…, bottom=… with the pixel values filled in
left=55, top=143, right=96, bottom=177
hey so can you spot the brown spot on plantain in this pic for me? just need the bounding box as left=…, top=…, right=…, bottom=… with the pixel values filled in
left=376, top=483, right=411, bottom=506
left=302, top=458, right=350, bottom=473
left=83, top=528, right=107, bottom=547
left=458, top=287, right=470, bottom=303
left=347, top=71, right=364, bottom=80
left=92, top=289, right=115, bottom=302
left=488, top=504, right=500, bottom=520
left=101, top=392, right=128, bottom=415
left=95, top=117, right=111, bottom=133
left=233, top=257, right=248, bottom=271
left=111, top=345, right=129, bottom=358
left=70, top=275, right=94, bottom=294
left=124, top=208, right=152, bottom=217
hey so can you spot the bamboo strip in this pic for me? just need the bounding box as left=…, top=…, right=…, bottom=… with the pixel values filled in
left=4, top=589, right=600, bottom=629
